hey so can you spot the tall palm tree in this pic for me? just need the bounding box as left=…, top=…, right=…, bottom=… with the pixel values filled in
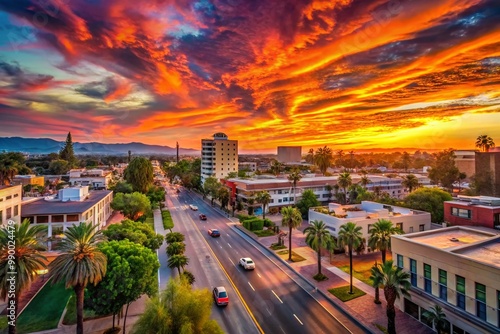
left=303, top=220, right=333, bottom=278
left=337, top=172, right=352, bottom=204
left=423, top=304, right=448, bottom=334
left=348, top=150, right=355, bottom=171
left=281, top=206, right=303, bottom=261
left=368, top=219, right=403, bottom=303
left=305, top=148, right=314, bottom=164
left=49, top=223, right=107, bottom=334
left=0, top=155, right=20, bottom=186
left=255, top=191, right=271, bottom=220
left=371, top=260, right=411, bottom=334
left=287, top=168, right=302, bottom=205
left=475, top=134, right=495, bottom=152
left=168, top=254, right=189, bottom=276
left=401, top=174, right=420, bottom=193
left=314, top=146, right=333, bottom=175
left=337, top=222, right=363, bottom=294
left=359, top=175, right=371, bottom=190
left=336, top=150, right=345, bottom=169
left=270, top=160, right=283, bottom=176
left=0, top=220, right=47, bottom=334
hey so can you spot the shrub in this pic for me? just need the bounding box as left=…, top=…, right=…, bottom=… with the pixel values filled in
left=263, top=218, right=274, bottom=228
left=181, top=270, right=196, bottom=285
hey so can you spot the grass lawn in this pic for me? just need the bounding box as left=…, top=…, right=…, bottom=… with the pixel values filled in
left=62, top=294, right=98, bottom=325
left=328, top=285, right=366, bottom=302
left=145, top=213, right=154, bottom=230
left=276, top=250, right=306, bottom=262
left=270, top=243, right=287, bottom=250
left=253, top=229, right=275, bottom=237
left=17, top=280, right=72, bottom=333
left=338, top=264, right=374, bottom=286
left=0, top=316, right=7, bottom=330
left=162, top=209, right=174, bottom=230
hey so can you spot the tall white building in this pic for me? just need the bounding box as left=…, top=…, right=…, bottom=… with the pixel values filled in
left=201, top=133, right=238, bottom=185
left=0, top=185, right=22, bottom=224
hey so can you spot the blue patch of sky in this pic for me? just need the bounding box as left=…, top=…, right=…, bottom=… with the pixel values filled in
left=0, top=12, right=37, bottom=48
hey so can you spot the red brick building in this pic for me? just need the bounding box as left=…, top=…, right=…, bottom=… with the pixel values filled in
left=444, top=195, right=500, bottom=230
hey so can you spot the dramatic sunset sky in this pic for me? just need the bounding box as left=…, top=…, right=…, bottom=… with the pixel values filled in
left=0, top=0, right=499, bottom=153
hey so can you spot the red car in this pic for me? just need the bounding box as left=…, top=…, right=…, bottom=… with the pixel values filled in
left=213, top=286, right=229, bottom=306
left=199, top=214, right=207, bottom=220
left=208, top=229, right=220, bottom=237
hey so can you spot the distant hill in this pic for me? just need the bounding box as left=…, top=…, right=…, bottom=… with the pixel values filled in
left=0, top=137, right=200, bottom=155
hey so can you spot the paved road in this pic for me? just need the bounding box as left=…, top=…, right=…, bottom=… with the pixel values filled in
left=177, top=189, right=365, bottom=334
left=164, top=186, right=260, bottom=334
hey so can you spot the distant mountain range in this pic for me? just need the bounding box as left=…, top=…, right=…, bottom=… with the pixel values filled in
left=0, top=137, right=200, bottom=155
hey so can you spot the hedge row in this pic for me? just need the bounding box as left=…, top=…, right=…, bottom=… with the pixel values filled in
left=162, top=210, right=174, bottom=230
left=238, top=215, right=275, bottom=231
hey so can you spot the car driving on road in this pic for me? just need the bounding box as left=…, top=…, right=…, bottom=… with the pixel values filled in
left=208, top=229, right=220, bottom=237
left=199, top=213, right=207, bottom=220
left=189, top=204, right=198, bottom=210
left=239, top=257, right=256, bottom=270
left=213, top=286, right=229, bottom=306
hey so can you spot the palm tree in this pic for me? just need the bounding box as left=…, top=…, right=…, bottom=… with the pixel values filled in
left=303, top=220, right=333, bottom=278
left=337, top=172, right=352, bottom=204
left=49, top=222, right=107, bottom=334
left=371, top=260, right=411, bottom=334
left=270, top=160, right=283, bottom=176
left=401, top=152, right=411, bottom=172
left=336, top=149, right=345, bottom=169
left=368, top=219, right=403, bottom=304
left=348, top=150, right=355, bottom=171
left=337, top=222, right=363, bottom=294
left=475, top=134, right=495, bottom=152
left=359, top=175, right=371, bottom=190
left=287, top=168, right=302, bottom=205
left=423, top=304, right=448, bottom=334
left=305, top=148, right=314, bottom=164
left=166, top=242, right=186, bottom=257
left=0, top=220, right=47, bottom=334
left=168, top=254, right=189, bottom=276
left=281, top=206, right=303, bottom=261
left=401, top=174, right=420, bottom=193
left=0, top=155, right=20, bottom=186
left=255, top=191, right=271, bottom=220
left=314, top=146, right=333, bottom=175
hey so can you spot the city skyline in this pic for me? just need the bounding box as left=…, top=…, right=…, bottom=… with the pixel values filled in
left=0, top=0, right=499, bottom=152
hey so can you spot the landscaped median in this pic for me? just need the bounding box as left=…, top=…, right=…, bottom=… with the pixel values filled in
left=162, top=209, right=174, bottom=230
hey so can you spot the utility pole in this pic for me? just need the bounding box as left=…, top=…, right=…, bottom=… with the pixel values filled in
left=176, top=142, right=179, bottom=163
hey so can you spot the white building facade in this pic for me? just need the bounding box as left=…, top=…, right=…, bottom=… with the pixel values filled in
left=0, top=185, right=22, bottom=224
left=69, top=169, right=113, bottom=189
left=392, top=227, right=500, bottom=334
left=201, top=133, right=238, bottom=185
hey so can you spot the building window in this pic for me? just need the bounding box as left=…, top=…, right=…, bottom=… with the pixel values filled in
left=410, top=259, right=417, bottom=287
left=67, top=214, right=79, bottom=222
left=278, top=199, right=282, bottom=203
left=6, top=208, right=12, bottom=219
left=424, top=264, right=432, bottom=293
left=439, top=269, right=447, bottom=301
left=419, top=224, right=425, bottom=231
left=278, top=190, right=282, bottom=194
left=6, top=195, right=11, bottom=200
left=456, top=275, right=466, bottom=310
left=409, top=227, right=414, bottom=233
left=476, top=282, right=486, bottom=320
left=289, top=197, right=294, bottom=202
left=451, top=207, right=471, bottom=219
left=37, top=215, right=49, bottom=224
left=14, top=205, right=18, bottom=216
left=52, top=215, right=64, bottom=223
left=396, top=254, right=403, bottom=269
left=396, top=222, right=403, bottom=230
left=283, top=198, right=288, bottom=202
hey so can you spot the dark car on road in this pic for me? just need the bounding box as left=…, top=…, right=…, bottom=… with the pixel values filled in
left=213, top=286, right=229, bottom=306
left=208, top=229, right=220, bottom=237
left=199, top=214, right=207, bottom=220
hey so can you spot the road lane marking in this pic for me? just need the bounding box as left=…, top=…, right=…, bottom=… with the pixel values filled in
left=257, top=273, right=262, bottom=278
left=227, top=243, right=232, bottom=248
left=248, top=282, right=255, bottom=291
left=280, top=326, right=285, bottom=334
left=228, top=258, right=235, bottom=266
left=293, top=314, right=304, bottom=325
left=266, top=308, right=271, bottom=315
left=272, top=290, right=283, bottom=304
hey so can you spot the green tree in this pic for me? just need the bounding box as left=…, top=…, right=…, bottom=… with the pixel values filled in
left=165, top=232, right=185, bottom=244
left=270, top=160, right=283, bottom=176
left=86, top=240, right=159, bottom=332
left=400, top=151, right=412, bottom=172
left=247, top=197, right=255, bottom=216
left=337, top=172, right=352, bottom=204
left=0, top=220, right=47, bottom=334
left=48, top=159, right=70, bottom=175
left=112, top=181, right=133, bottom=194
left=296, top=189, right=321, bottom=218
left=49, top=223, right=107, bottom=334
left=338, top=222, right=363, bottom=294
left=124, top=157, right=154, bottom=193
left=428, top=149, right=459, bottom=190
left=59, top=132, right=78, bottom=167
left=403, top=188, right=452, bottom=223
left=401, top=174, right=420, bottom=193
left=314, top=146, right=333, bottom=175
left=368, top=219, right=403, bottom=304
left=168, top=254, right=189, bottom=276
left=475, top=134, right=495, bottom=152
left=146, top=186, right=166, bottom=208
left=287, top=168, right=302, bottom=205
left=131, top=278, right=223, bottom=334
left=203, top=177, right=221, bottom=206
left=0, top=152, right=30, bottom=186
left=103, top=219, right=164, bottom=251
left=359, top=175, right=371, bottom=190
left=305, top=148, right=314, bottom=164
left=370, top=260, right=411, bottom=334
left=303, top=220, right=333, bottom=278
left=281, top=206, right=303, bottom=261
left=111, top=192, right=151, bottom=221
left=336, top=149, right=345, bottom=168
left=217, top=186, right=230, bottom=210
left=255, top=191, right=271, bottom=220
left=166, top=242, right=186, bottom=256
left=422, top=304, right=448, bottom=334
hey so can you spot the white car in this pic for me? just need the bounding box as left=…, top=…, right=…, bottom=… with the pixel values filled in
left=239, top=257, right=255, bottom=270
left=189, top=204, right=198, bottom=211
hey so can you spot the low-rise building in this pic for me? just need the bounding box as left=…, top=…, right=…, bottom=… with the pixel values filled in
left=68, top=169, right=113, bottom=190
left=444, top=195, right=500, bottom=230
left=238, top=162, right=257, bottom=172
left=392, top=227, right=500, bottom=333
left=277, top=146, right=302, bottom=163
left=0, top=185, right=22, bottom=224
left=308, top=201, right=431, bottom=247
left=21, top=186, right=113, bottom=237
left=12, top=175, right=45, bottom=187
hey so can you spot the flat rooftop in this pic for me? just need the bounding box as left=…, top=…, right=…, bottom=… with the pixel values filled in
left=454, top=239, right=500, bottom=267
left=407, top=228, right=494, bottom=250
left=22, top=190, right=112, bottom=215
